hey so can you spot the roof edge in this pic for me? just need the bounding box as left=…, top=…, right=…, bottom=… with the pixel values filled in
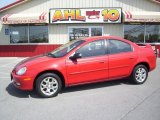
left=0, top=0, right=31, bottom=13
left=150, top=0, right=160, bottom=4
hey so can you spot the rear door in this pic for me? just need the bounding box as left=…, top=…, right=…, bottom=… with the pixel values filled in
left=108, top=39, right=138, bottom=79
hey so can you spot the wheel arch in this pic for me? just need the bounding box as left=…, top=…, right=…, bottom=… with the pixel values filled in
left=33, top=70, right=66, bottom=89
left=133, top=62, right=150, bottom=72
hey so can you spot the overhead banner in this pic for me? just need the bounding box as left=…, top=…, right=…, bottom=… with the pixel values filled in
left=1, top=13, right=48, bottom=24
left=50, top=8, right=121, bottom=24
left=123, top=11, right=160, bottom=22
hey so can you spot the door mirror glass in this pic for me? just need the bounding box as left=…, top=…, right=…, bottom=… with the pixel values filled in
left=69, top=53, right=82, bottom=60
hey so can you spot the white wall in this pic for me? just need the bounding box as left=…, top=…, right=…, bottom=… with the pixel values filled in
left=0, top=0, right=159, bottom=45
left=0, top=22, right=10, bottom=44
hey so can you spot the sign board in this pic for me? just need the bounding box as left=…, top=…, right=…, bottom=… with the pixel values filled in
left=12, top=31, right=19, bottom=35
left=50, top=8, right=121, bottom=24
left=5, top=28, right=10, bottom=35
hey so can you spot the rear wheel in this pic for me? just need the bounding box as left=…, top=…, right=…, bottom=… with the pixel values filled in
left=35, top=73, right=62, bottom=98
left=130, top=65, right=148, bottom=84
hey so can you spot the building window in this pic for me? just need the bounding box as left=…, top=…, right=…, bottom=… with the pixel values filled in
left=124, top=24, right=145, bottom=43
left=9, top=24, right=48, bottom=43
left=29, top=25, right=48, bottom=43
left=10, top=25, right=28, bottom=43
left=91, top=28, right=102, bottom=36
left=69, top=28, right=89, bottom=41
left=69, top=27, right=103, bottom=41
left=145, top=25, right=160, bottom=43
left=124, top=23, right=160, bottom=44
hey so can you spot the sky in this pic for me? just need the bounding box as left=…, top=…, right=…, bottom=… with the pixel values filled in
left=0, top=0, right=16, bottom=8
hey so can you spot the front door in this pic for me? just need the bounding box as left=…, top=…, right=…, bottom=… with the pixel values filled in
left=66, top=40, right=109, bottom=85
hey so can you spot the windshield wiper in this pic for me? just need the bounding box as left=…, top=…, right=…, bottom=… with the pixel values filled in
left=47, top=53, right=57, bottom=58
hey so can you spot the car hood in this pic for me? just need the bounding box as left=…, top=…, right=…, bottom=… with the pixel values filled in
left=14, top=54, right=58, bottom=70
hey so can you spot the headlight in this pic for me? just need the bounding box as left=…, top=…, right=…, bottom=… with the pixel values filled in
left=16, top=67, right=27, bottom=76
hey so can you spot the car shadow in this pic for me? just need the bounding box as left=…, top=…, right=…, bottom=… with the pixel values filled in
left=6, top=78, right=133, bottom=98
left=61, top=78, right=133, bottom=94
left=6, top=83, right=39, bottom=98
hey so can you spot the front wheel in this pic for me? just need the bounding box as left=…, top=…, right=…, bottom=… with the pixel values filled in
left=130, top=65, right=148, bottom=84
left=35, top=73, right=62, bottom=98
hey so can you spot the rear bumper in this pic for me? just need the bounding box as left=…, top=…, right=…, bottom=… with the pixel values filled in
left=149, top=57, right=157, bottom=72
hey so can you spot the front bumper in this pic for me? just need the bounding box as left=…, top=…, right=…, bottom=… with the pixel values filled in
left=11, top=71, right=34, bottom=90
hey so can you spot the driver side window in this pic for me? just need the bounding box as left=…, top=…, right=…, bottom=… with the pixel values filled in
left=76, top=40, right=106, bottom=58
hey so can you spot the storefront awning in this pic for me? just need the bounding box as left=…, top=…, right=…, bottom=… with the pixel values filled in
left=1, top=12, right=48, bottom=24
left=123, top=11, right=160, bottom=22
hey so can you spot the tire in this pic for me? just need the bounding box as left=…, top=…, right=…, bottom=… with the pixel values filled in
left=130, top=65, right=148, bottom=84
left=35, top=73, right=62, bottom=98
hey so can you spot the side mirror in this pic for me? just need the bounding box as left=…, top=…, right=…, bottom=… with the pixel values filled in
left=69, top=53, right=82, bottom=60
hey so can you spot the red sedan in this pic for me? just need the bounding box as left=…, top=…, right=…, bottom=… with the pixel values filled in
left=11, top=36, right=156, bottom=98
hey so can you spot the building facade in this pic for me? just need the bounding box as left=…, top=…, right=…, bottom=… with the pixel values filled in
left=0, top=0, right=160, bottom=57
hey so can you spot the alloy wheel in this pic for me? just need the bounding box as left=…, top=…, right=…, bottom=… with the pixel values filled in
left=40, top=77, right=58, bottom=96
left=135, top=67, right=147, bottom=83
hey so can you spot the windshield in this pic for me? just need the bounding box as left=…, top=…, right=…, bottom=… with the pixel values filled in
left=48, top=40, right=85, bottom=58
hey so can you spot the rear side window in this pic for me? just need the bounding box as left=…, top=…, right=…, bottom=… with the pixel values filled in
left=108, top=39, right=132, bottom=54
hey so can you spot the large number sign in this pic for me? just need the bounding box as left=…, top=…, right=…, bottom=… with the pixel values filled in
left=50, top=8, right=121, bottom=24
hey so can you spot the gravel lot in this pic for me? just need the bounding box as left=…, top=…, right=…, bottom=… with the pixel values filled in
left=0, top=57, right=160, bottom=120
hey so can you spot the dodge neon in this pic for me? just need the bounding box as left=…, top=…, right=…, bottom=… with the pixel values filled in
left=11, top=36, right=156, bottom=98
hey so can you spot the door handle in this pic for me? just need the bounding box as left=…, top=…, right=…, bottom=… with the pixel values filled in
left=129, top=57, right=135, bottom=59
left=99, top=61, right=105, bottom=63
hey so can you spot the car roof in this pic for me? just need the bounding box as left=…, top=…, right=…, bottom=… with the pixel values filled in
left=83, top=36, right=126, bottom=42
left=82, top=36, right=136, bottom=47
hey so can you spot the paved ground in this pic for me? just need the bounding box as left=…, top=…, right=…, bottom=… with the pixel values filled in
left=0, top=57, right=160, bottom=120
